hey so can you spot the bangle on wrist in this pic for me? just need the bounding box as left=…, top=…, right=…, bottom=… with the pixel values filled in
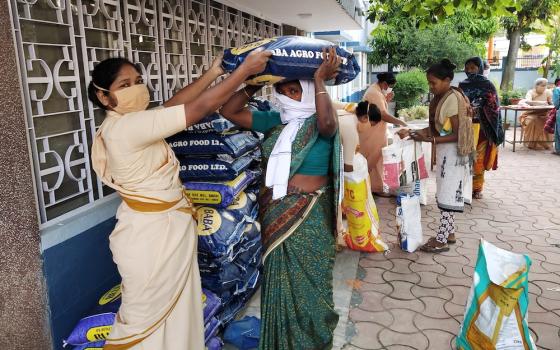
left=316, top=91, right=328, bottom=96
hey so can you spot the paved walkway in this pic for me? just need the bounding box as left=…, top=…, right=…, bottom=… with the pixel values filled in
left=342, top=142, right=560, bottom=349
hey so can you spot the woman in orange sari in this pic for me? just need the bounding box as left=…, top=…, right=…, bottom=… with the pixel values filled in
left=360, top=73, right=407, bottom=195
left=458, top=57, right=504, bottom=199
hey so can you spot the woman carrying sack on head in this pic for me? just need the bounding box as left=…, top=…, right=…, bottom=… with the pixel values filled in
left=220, top=47, right=342, bottom=349
left=402, top=59, right=475, bottom=253
left=88, top=50, right=270, bottom=350
left=360, top=72, right=408, bottom=196
left=458, top=57, right=504, bottom=199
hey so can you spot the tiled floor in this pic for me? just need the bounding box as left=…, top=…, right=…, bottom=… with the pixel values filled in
left=343, top=139, right=560, bottom=349
left=233, top=133, right=560, bottom=350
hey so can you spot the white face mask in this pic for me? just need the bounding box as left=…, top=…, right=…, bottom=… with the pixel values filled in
left=483, top=69, right=490, bottom=77
left=382, top=87, right=393, bottom=95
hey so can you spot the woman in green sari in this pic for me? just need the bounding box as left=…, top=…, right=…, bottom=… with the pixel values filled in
left=220, top=47, right=342, bottom=349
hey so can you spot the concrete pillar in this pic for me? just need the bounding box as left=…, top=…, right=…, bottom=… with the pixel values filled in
left=0, top=1, right=51, bottom=349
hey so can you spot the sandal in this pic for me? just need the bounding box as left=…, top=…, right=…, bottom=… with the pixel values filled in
left=420, top=237, right=450, bottom=253
left=473, top=192, right=483, bottom=199
left=447, top=233, right=456, bottom=244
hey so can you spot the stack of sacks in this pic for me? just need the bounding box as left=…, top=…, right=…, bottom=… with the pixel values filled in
left=167, top=112, right=264, bottom=334
left=167, top=112, right=261, bottom=208
left=63, top=285, right=225, bottom=350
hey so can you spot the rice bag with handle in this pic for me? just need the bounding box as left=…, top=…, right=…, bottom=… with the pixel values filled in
left=64, top=284, right=121, bottom=346
left=222, top=36, right=360, bottom=86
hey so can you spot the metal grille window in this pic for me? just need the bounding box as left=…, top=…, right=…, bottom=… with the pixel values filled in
left=10, top=0, right=281, bottom=224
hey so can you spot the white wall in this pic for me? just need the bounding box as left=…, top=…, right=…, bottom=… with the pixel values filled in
left=452, top=70, right=545, bottom=91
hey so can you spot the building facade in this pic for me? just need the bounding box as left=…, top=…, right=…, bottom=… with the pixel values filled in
left=1, top=0, right=368, bottom=348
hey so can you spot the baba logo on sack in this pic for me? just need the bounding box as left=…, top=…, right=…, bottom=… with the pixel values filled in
left=197, top=208, right=222, bottom=236
left=230, top=38, right=277, bottom=55
left=228, top=192, right=247, bottom=210
left=86, top=326, right=112, bottom=342
left=98, top=284, right=121, bottom=305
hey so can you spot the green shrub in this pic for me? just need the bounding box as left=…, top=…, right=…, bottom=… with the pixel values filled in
left=394, top=69, right=429, bottom=110
left=500, top=88, right=525, bottom=105
left=398, top=105, right=429, bottom=122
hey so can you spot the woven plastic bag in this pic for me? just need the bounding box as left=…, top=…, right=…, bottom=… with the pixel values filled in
left=396, top=194, right=423, bottom=253
left=222, top=35, right=360, bottom=85
left=342, top=153, right=388, bottom=252
left=457, top=240, right=536, bottom=350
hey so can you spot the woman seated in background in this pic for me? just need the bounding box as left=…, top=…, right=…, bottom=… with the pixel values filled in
left=519, top=78, right=554, bottom=150
left=220, top=48, right=341, bottom=350
left=361, top=72, right=408, bottom=196
left=459, top=57, right=504, bottom=199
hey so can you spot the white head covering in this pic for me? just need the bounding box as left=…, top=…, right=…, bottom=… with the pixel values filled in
left=265, top=80, right=316, bottom=200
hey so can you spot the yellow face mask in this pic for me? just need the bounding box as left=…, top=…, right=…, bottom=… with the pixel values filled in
left=112, top=84, right=150, bottom=114
left=95, top=83, right=150, bottom=115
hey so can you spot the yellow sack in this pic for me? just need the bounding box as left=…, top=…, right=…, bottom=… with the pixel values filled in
left=342, top=153, right=388, bottom=252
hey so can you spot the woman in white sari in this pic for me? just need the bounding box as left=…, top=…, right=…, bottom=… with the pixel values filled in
left=89, top=50, right=270, bottom=349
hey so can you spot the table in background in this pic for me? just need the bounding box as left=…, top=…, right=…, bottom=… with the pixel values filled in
left=500, top=105, right=555, bottom=152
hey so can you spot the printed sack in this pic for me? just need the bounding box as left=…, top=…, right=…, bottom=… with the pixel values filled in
left=342, top=153, right=388, bottom=252
left=457, top=240, right=535, bottom=350
left=396, top=194, right=423, bottom=253
left=222, top=36, right=360, bottom=85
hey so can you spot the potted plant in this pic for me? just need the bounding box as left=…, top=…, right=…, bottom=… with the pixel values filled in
left=501, top=89, right=525, bottom=105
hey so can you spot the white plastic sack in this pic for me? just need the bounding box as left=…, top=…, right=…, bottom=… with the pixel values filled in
left=396, top=194, right=423, bottom=253
left=382, top=136, right=429, bottom=192
left=457, top=240, right=535, bottom=350
left=382, top=143, right=402, bottom=191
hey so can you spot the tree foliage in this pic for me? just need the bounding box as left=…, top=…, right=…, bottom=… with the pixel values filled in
left=368, top=6, right=498, bottom=69
left=498, top=0, right=560, bottom=89
left=367, top=0, right=560, bottom=89
left=540, top=15, right=560, bottom=78
left=367, top=0, right=517, bottom=29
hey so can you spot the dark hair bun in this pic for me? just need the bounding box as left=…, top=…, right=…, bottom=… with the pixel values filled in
left=376, top=72, right=397, bottom=84
left=440, top=59, right=456, bottom=70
